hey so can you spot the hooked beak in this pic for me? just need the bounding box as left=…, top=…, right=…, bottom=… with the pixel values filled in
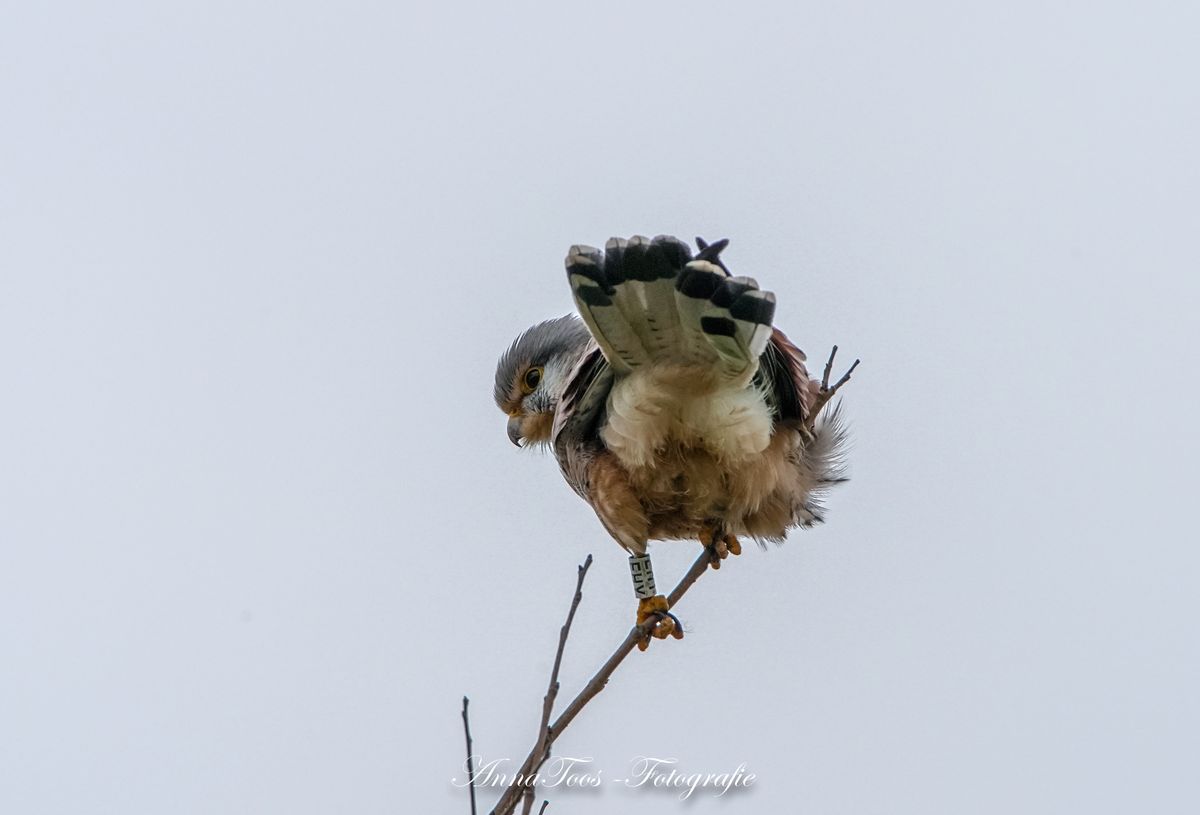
left=507, top=415, right=524, bottom=447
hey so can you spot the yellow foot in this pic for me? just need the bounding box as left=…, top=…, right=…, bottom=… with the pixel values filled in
left=700, top=528, right=743, bottom=569
left=636, top=595, right=683, bottom=651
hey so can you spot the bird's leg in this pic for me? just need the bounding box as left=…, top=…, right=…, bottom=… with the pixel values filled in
left=700, top=526, right=742, bottom=569
left=630, top=553, right=683, bottom=651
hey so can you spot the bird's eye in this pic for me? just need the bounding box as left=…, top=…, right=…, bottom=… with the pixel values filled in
left=522, top=366, right=543, bottom=393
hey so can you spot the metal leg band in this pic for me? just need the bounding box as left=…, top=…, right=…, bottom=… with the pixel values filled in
left=629, top=553, right=657, bottom=599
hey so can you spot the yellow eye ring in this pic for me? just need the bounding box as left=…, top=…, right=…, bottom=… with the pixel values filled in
left=521, top=366, right=543, bottom=393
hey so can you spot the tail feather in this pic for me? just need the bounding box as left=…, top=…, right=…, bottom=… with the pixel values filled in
left=566, top=235, right=776, bottom=380
left=625, top=235, right=683, bottom=357
left=566, top=243, right=648, bottom=372
left=603, top=237, right=675, bottom=359
left=696, top=272, right=776, bottom=381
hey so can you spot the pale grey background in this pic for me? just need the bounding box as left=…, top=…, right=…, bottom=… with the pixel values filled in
left=2, top=1, right=1197, bottom=813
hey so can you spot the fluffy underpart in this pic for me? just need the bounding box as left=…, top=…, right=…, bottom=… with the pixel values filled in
left=601, top=361, right=775, bottom=471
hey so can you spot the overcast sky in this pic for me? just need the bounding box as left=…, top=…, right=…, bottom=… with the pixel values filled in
left=2, top=2, right=1198, bottom=813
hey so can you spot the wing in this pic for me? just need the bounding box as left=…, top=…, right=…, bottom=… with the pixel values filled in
left=550, top=340, right=614, bottom=496
left=757, top=327, right=817, bottom=423
left=564, top=235, right=776, bottom=385
left=552, top=341, right=612, bottom=446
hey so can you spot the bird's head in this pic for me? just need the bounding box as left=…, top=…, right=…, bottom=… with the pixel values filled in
left=494, top=315, right=591, bottom=448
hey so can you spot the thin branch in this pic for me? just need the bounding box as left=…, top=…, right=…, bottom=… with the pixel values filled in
left=491, top=548, right=713, bottom=815
left=520, top=555, right=593, bottom=815
left=820, top=344, right=838, bottom=391
left=831, top=358, right=860, bottom=393
left=462, top=696, right=478, bottom=815
left=805, top=345, right=860, bottom=434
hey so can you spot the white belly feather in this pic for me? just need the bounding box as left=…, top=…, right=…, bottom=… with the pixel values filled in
left=600, top=363, right=773, bottom=471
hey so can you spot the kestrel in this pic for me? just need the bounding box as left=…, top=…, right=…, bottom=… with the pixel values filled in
left=495, top=235, right=854, bottom=648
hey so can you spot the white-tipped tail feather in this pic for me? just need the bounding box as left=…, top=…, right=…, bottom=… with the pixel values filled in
left=566, top=235, right=776, bottom=384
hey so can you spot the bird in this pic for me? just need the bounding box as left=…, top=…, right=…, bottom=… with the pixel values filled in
left=494, top=235, right=855, bottom=649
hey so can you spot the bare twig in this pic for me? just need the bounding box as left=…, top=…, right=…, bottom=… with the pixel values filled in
left=806, top=345, right=860, bottom=434
left=462, top=696, right=478, bottom=815
left=821, top=344, right=838, bottom=391
left=491, top=548, right=713, bottom=815
left=520, top=555, right=593, bottom=815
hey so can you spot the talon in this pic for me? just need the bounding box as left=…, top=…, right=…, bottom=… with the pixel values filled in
left=702, top=527, right=740, bottom=569
left=635, top=595, right=682, bottom=649
left=636, top=595, right=669, bottom=625
left=665, top=611, right=683, bottom=639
